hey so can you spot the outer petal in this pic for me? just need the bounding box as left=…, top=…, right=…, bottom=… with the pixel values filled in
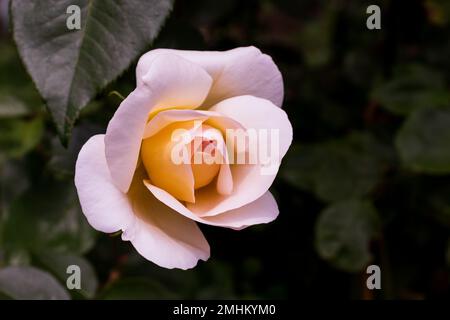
left=75, top=137, right=209, bottom=269
left=204, top=191, right=279, bottom=230
left=144, top=180, right=278, bottom=230
left=210, top=95, right=292, bottom=158
left=143, top=95, right=292, bottom=219
left=143, top=109, right=244, bottom=139
left=136, top=46, right=284, bottom=107
left=75, top=134, right=134, bottom=233
left=189, top=95, right=293, bottom=216
left=124, top=171, right=210, bottom=270
left=105, top=53, right=213, bottom=193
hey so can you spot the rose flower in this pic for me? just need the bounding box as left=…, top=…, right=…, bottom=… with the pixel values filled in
left=75, top=47, right=293, bottom=269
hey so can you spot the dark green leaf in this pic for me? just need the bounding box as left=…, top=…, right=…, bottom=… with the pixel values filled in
left=0, top=116, right=44, bottom=158
left=315, top=199, right=380, bottom=272
left=0, top=96, right=30, bottom=118
left=99, top=278, right=177, bottom=300
left=120, top=252, right=237, bottom=299
left=372, top=65, right=450, bottom=116
left=0, top=266, right=70, bottom=300
left=0, top=43, right=43, bottom=118
left=11, top=0, right=173, bottom=142
left=2, top=178, right=96, bottom=255
left=0, top=159, right=30, bottom=215
left=194, top=261, right=236, bottom=299
left=3, top=249, right=31, bottom=267
left=36, top=252, right=98, bottom=299
left=298, top=2, right=336, bottom=67
left=282, top=133, right=391, bottom=202
left=281, top=144, right=317, bottom=191
left=396, top=106, right=450, bottom=174
left=48, top=122, right=102, bottom=177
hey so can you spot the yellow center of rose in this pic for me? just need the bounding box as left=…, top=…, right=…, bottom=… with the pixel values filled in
left=191, top=141, right=221, bottom=189
left=141, top=121, right=222, bottom=203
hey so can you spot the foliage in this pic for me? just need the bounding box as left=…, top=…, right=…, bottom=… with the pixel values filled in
left=10, top=0, right=173, bottom=143
left=0, top=0, right=449, bottom=299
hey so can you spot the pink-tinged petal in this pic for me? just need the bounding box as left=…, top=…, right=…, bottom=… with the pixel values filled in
left=123, top=173, right=210, bottom=270
left=143, top=181, right=277, bottom=230
left=142, top=108, right=243, bottom=198
left=197, top=125, right=233, bottom=196
left=210, top=95, right=293, bottom=158
left=136, top=46, right=283, bottom=107
left=143, top=109, right=245, bottom=139
left=144, top=180, right=203, bottom=223
left=105, top=53, right=213, bottom=193
left=74, top=135, right=134, bottom=233
left=142, top=95, right=292, bottom=219
left=143, top=109, right=209, bottom=139
left=203, top=191, right=279, bottom=230
left=187, top=95, right=293, bottom=217
left=188, top=164, right=276, bottom=217
left=216, top=162, right=233, bottom=196
left=189, top=123, right=234, bottom=195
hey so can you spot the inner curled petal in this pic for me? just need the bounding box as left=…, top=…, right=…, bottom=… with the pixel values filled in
left=190, top=136, right=220, bottom=190
left=191, top=153, right=220, bottom=189
left=141, top=121, right=196, bottom=203
left=189, top=125, right=232, bottom=194
left=141, top=109, right=238, bottom=205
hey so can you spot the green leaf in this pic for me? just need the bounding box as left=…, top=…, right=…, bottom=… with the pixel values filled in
left=298, top=2, right=337, bottom=67
left=281, top=144, right=317, bottom=191
left=99, top=278, right=177, bottom=300
left=120, top=252, right=237, bottom=299
left=36, top=252, right=98, bottom=299
left=3, top=249, right=31, bottom=267
left=0, top=96, right=30, bottom=118
left=315, top=199, right=380, bottom=272
left=0, top=43, right=43, bottom=118
left=372, top=65, right=450, bottom=116
left=48, top=122, right=102, bottom=178
left=282, top=133, right=391, bottom=202
left=0, top=159, right=30, bottom=215
left=194, top=261, right=236, bottom=299
left=10, top=0, right=173, bottom=143
left=0, top=266, right=70, bottom=300
left=0, top=116, right=44, bottom=158
left=2, top=178, right=96, bottom=255
left=395, top=106, right=450, bottom=174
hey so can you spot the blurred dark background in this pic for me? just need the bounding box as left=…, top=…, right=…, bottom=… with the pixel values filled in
left=0, top=0, right=449, bottom=299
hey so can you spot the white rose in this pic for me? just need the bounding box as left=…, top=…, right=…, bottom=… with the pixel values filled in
left=75, top=47, right=293, bottom=269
